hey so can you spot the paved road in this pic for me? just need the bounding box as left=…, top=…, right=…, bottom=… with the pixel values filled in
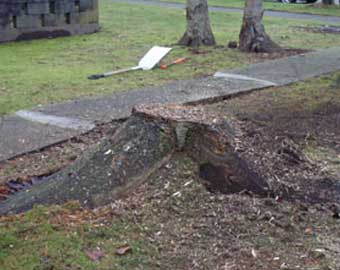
left=1, top=47, right=340, bottom=162
left=112, top=0, right=340, bottom=24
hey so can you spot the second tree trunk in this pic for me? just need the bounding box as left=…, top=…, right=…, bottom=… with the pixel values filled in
left=179, top=0, right=216, bottom=47
left=239, top=0, right=281, bottom=53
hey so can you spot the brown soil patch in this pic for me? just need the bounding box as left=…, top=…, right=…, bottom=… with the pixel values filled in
left=0, top=121, right=121, bottom=200
left=209, top=79, right=340, bottom=204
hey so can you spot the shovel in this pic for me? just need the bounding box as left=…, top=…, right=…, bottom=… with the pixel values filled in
left=88, top=46, right=172, bottom=80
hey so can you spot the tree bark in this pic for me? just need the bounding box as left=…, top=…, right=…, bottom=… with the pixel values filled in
left=178, top=0, right=216, bottom=47
left=239, top=0, right=282, bottom=53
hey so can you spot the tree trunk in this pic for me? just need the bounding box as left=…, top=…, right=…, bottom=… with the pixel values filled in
left=0, top=104, right=269, bottom=215
left=239, top=0, right=282, bottom=53
left=179, top=0, right=216, bottom=47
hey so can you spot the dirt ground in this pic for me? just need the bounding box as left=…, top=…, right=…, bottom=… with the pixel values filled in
left=1, top=72, right=340, bottom=269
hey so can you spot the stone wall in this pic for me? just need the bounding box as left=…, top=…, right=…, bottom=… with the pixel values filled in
left=0, top=0, right=99, bottom=43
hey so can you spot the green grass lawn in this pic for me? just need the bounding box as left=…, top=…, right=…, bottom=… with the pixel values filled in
left=0, top=203, right=160, bottom=270
left=161, top=0, right=340, bottom=17
left=1, top=0, right=340, bottom=116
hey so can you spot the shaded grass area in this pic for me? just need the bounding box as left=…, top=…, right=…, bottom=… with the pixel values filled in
left=1, top=72, right=340, bottom=270
left=161, top=0, right=340, bottom=17
left=1, top=0, right=340, bottom=115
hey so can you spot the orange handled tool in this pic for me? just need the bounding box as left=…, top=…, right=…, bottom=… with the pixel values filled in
left=160, top=57, right=188, bottom=70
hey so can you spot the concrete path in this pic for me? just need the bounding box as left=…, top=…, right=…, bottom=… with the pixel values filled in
left=112, top=0, right=340, bottom=24
left=1, top=47, right=340, bottom=162
left=215, top=47, right=340, bottom=85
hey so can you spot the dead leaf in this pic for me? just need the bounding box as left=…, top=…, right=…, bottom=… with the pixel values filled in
left=115, top=244, right=132, bottom=256
left=86, top=249, right=105, bottom=261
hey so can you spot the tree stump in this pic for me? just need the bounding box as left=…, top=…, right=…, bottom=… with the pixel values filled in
left=0, top=104, right=269, bottom=215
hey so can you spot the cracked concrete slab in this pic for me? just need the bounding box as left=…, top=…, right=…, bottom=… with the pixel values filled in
left=0, top=115, right=84, bottom=162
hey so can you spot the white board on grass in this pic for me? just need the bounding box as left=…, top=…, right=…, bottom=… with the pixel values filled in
left=138, top=46, right=172, bottom=70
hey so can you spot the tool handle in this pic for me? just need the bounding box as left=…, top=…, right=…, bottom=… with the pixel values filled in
left=160, top=57, right=188, bottom=70
left=172, top=57, right=188, bottom=65
left=88, top=66, right=141, bottom=80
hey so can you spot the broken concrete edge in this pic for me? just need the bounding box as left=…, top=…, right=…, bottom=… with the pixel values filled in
left=183, top=83, right=276, bottom=105
left=16, top=110, right=96, bottom=131
left=214, top=72, right=278, bottom=87
left=0, top=103, right=271, bottom=215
